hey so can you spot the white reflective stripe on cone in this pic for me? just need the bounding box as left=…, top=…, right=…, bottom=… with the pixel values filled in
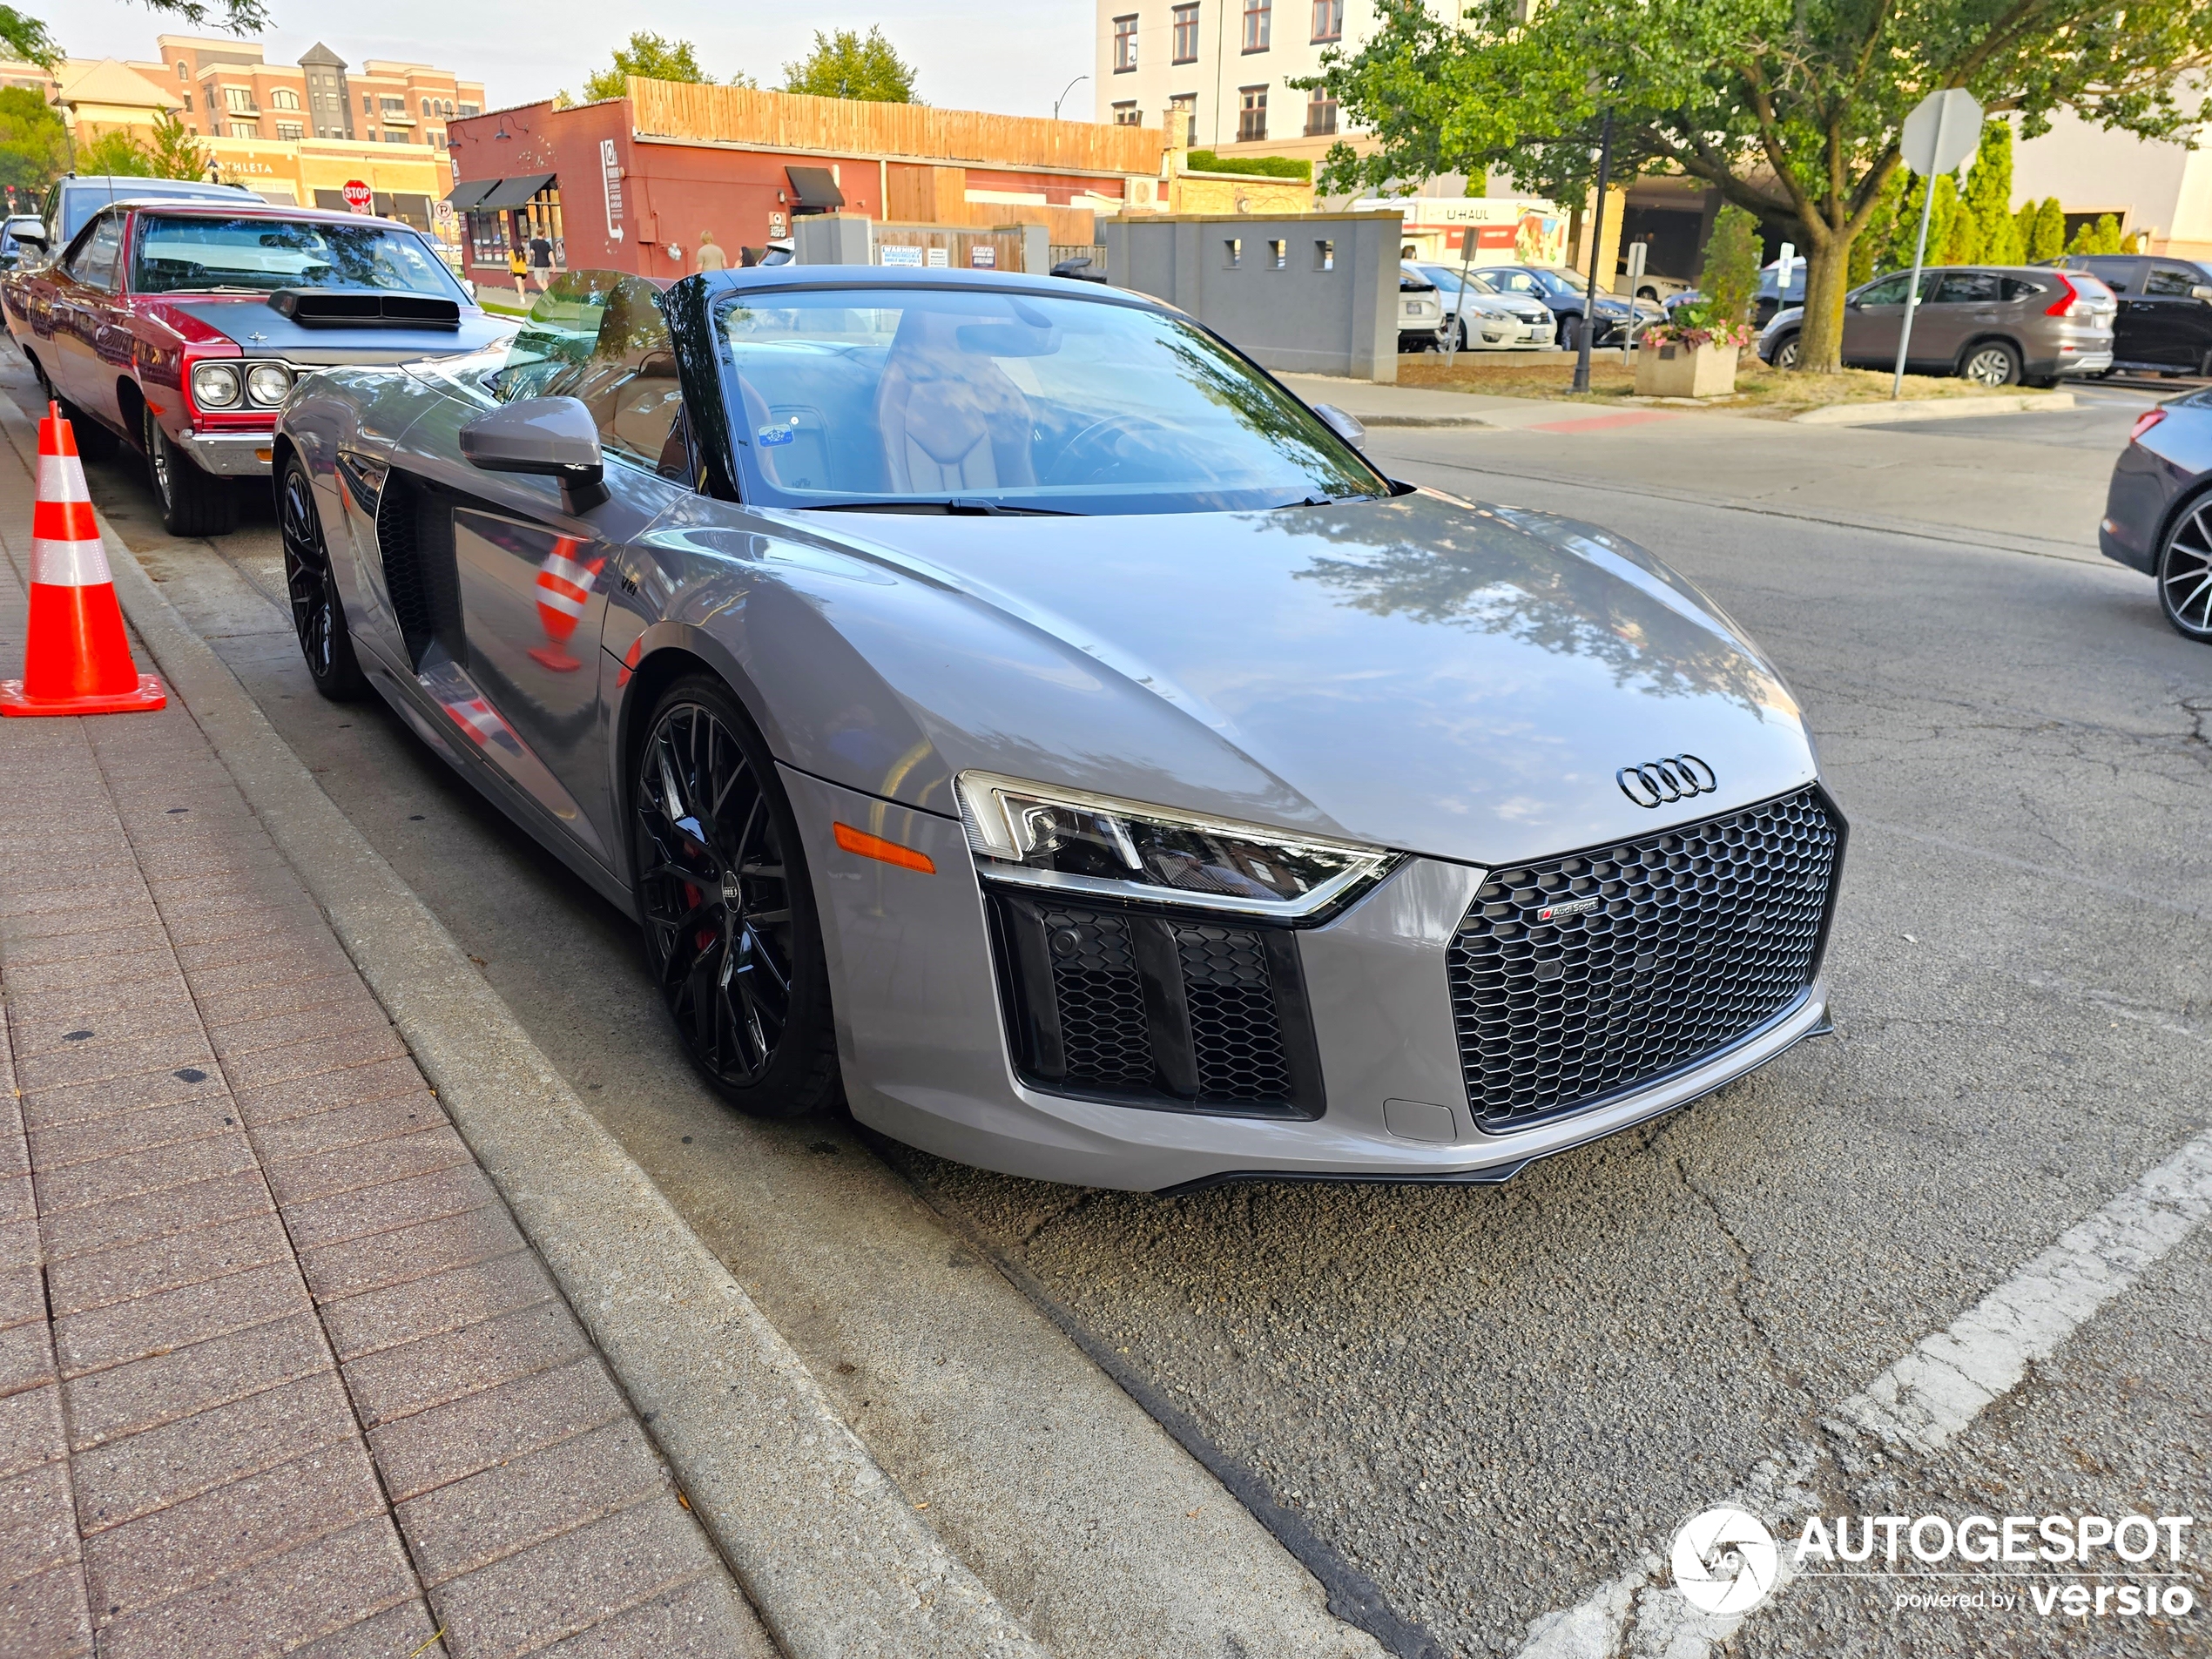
left=36, top=452, right=91, bottom=504
left=29, top=536, right=113, bottom=587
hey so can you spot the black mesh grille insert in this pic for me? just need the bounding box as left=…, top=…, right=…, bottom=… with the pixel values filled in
left=988, top=893, right=1324, bottom=1118
left=1176, top=924, right=1292, bottom=1103
left=1447, top=787, right=1840, bottom=1130
left=1039, top=907, right=1155, bottom=1092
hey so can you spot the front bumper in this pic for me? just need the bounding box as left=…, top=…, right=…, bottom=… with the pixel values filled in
left=178, top=429, right=275, bottom=476
left=786, top=767, right=1840, bottom=1191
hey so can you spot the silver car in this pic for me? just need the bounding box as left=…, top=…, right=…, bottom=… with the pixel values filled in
left=1406, top=261, right=1557, bottom=350
left=274, top=266, right=1844, bottom=1191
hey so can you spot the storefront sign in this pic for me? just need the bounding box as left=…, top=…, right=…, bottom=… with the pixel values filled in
left=601, top=139, right=624, bottom=240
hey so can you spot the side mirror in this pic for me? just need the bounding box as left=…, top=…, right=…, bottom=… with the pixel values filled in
left=13, top=226, right=46, bottom=251
left=460, top=396, right=607, bottom=511
left=1312, top=402, right=1366, bottom=448
left=2192, top=285, right=2212, bottom=302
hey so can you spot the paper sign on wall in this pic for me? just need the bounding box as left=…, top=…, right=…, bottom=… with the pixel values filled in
left=969, top=246, right=996, bottom=268
left=926, top=247, right=949, bottom=267
left=880, top=244, right=924, bottom=266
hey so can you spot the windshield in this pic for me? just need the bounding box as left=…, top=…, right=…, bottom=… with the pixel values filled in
left=1520, top=268, right=1584, bottom=299
left=131, top=214, right=468, bottom=300
left=718, top=286, right=1390, bottom=516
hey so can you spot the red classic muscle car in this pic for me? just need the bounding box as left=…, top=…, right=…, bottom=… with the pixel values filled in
left=4, top=199, right=512, bottom=535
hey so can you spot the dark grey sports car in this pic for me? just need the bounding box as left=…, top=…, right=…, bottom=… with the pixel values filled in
left=273, top=266, right=1844, bottom=1190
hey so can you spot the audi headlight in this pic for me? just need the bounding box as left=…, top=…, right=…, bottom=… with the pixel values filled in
left=190, top=361, right=240, bottom=408
left=955, top=772, right=1394, bottom=919
left=245, top=362, right=293, bottom=407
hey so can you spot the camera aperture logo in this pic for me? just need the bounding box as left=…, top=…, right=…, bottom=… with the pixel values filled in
left=1672, top=1507, right=1782, bottom=1615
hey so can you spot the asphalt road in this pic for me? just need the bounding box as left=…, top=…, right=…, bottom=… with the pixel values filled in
left=18, top=366, right=2210, bottom=1659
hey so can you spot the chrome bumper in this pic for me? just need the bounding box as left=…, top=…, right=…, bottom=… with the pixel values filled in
left=178, top=430, right=274, bottom=477
left=2058, top=352, right=2114, bottom=376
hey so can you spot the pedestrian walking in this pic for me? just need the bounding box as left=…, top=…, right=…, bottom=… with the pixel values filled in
left=696, top=231, right=728, bottom=273
left=528, top=230, right=554, bottom=292
left=509, top=242, right=529, bottom=303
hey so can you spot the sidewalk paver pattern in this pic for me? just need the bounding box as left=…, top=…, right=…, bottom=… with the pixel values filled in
left=0, top=517, right=768, bottom=1655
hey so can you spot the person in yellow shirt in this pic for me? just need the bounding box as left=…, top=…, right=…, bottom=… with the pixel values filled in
left=509, top=243, right=529, bottom=303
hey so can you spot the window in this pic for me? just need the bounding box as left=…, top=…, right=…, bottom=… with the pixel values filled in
left=487, top=273, right=686, bottom=476
left=381, top=96, right=405, bottom=114
left=231, top=122, right=258, bottom=138
left=386, top=132, right=406, bottom=143
left=64, top=212, right=124, bottom=293
left=1243, top=0, right=1271, bottom=51
left=1931, top=271, right=2001, bottom=304
left=1855, top=272, right=1918, bottom=306
left=1314, top=239, right=1334, bottom=271
left=276, top=120, right=304, bottom=139
left=176, top=59, right=187, bottom=78
left=1168, top=91, right=1197, bottom=144
left=1238, top=84, right=1267, bottom=141
left=272, top=87, right=299, bottom=110
left=1224, top=236, right=1242, bottom=266
left=180, top=92, right=192, bottom=111
left=363, top=92, right=374, bottom=113
left=1114, top=14, right=1139, bottom=71
left=2147, top=264, right=2203, bottom=296
left=443, top=99, right=455, bottom=116
left=1267, top=239, right=1286, bottom=269
left=458, top=103, right=479, bottom=118
left=1171, top=3, right=1200, bottom=62
left=1305, top=92, right=1337, bottom=135
left=224, top=84, right=255, bottom=112
left=1111, top=100, right=1139, bottom=125
left=1311, top=0, right=1342, bottom=39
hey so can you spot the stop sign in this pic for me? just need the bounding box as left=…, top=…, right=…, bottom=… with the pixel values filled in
left=341, top=179, right=373, bottom=213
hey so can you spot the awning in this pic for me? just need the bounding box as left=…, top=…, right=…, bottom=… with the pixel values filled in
left=475, top=172, right=557, bottom=211
left=445, top=178, right=499, bottom=210
left=786, top=165, right=845, bottom=210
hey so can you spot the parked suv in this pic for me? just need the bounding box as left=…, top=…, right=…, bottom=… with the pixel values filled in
left=14, top=173, right=262, bottom=265
left=1757, top=265, right=2115, bottom=385
left=2042, top=253, right=2212, bottom=377
left=1398, top=270, right=1446, bottom=352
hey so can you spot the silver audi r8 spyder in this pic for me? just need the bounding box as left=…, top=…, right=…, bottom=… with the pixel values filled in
left=273, top=266, right=1844, bottom=1191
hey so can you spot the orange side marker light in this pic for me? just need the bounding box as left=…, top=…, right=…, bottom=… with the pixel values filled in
left=833, top=822, right=936, bottom=874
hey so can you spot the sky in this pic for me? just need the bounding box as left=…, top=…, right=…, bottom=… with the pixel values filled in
left=51, top=0, right=1099, bottom=120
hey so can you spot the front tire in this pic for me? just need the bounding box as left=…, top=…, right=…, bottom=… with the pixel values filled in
left=2155, top=496, right=2212, bottom=643
left=632, top=677, right=841, bottom=1117
left=278, top=455, right=367, bottom=699
left=1770, top=331, right=1802, bottom=372
left=143, top=408, right=236, bottom=536
left=1959, top=339, right=2022, bottom=388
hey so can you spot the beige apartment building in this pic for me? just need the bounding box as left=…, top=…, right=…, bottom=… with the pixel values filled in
left=154, top=36, right=483, bottom=158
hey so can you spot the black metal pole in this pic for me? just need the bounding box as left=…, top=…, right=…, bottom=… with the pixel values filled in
left=1574, top=107, right=1615, bottom=394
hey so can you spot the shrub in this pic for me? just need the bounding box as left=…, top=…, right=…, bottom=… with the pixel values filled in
left=1697, top=203, right=1762, bottom=327
left=2026, top=197, right=2067, bottom=260
left=1184, top=150, right=1312, bottom=180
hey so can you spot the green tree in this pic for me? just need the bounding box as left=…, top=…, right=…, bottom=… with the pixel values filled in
left=781, top=27, right=918, bottom=103
left=574, top=31, right=741, bottom=104
left=3, top=0, right=265, bottom=73
left=0, top=84, right=66, bottom=193
left=2027, top=197, right=2068, bottom=260
left=2067, top=212, right=2126, bottom=254
left=1963, top=122, right=2013, bottom=239
left=80, top=130, right=153, bottom=177
left=1299, top=0, right=2212, bottom=374
left=145, top=111, right=209, bottom=180
left=1696, top=203, right=1762, bottom=327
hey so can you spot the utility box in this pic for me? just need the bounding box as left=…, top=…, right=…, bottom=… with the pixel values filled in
left=792, top=213, right=872, bottom=266
left=1102, top=211, right=1404, bottom=381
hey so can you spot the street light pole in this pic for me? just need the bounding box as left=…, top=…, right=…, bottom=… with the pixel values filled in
left=1052, top=76, right=1090, bottom=122
left=1574, top=107, right=1614, bottom=395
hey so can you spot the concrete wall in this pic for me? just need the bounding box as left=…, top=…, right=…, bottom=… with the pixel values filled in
left=1103, top=210, right=1399, bottom=381
left=2012, top=106, right=2206, bottom=254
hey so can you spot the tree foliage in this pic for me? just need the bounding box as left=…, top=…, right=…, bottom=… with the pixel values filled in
left=0, top=84, right=65, bottom=192
left=780, top=27, right=918, bottom=103
left=2067, top=212, right=2128, bottom=253
left=147, top=111, right=210, bottom=180
left=3, top=0, right=265, bottom=71
left=575, top=31, right=744, bottom=105
left=81, top=130, right=155, bottom=177
left=2024, top=196, right=2067, bottom=260
left=1300, top=0, right=2212, bottom=372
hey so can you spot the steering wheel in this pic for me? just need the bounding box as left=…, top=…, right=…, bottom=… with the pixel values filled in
left=1050, top=412, right=1170, bottom=485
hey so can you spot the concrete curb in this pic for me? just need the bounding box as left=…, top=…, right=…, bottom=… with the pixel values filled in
left=1790, top=390, right=2075, bottom=426
left=0, top=401, right=1046, bottom=1659
left=1359, top=413, right=1500, bottom=428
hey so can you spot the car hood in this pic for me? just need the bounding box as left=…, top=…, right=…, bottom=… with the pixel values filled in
left=153, top=294, right=513, bottom=361
left=784, top=489, right=1817, bottom=869
left=1763, top=305, right=1804, bottom=342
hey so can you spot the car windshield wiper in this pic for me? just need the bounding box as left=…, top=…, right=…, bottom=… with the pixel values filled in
left=804, top=499, right=1078, bottom=516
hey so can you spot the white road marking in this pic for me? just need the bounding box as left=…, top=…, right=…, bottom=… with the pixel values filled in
left=1510, top=1125, right=2212, bottom=1658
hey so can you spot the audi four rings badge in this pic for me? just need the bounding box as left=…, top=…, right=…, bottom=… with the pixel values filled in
left=1617, top=755, right=1717, bottom=808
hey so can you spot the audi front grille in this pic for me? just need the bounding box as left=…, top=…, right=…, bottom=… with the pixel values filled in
left=986, top=893, right=1325, bottom=1118
left=1447, top=786, right=1843, bottom=1131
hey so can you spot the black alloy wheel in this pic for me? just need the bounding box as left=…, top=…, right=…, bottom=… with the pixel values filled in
left=1959, top=339, right=2022, bottom=388
left=278, top=456, right=367, bottom=698
left=2156, top=496, right=2212, bottom=643
left=633, top=678, right=840, bottom=1116
left=143, top=408, right=236, bottom=536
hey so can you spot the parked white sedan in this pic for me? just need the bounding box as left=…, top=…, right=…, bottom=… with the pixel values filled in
left=1406, top=262, right=1557, bottom=350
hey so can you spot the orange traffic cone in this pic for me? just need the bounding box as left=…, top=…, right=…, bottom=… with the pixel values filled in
left=2, top=404, right=164, bottom=718
left=527, top=536, right=604, bottom=672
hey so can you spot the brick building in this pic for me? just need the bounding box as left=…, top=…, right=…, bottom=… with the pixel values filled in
left=153, top=35, right=482, bottom=165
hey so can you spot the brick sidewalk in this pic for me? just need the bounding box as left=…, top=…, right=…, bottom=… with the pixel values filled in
left=0, top=471, right=771, bottom=1651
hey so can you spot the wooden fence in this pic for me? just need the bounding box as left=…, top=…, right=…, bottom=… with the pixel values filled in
left=629, top=79, right=1167, bottom=176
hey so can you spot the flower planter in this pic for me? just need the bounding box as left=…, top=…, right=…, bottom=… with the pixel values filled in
left=1635, top=340, right=1740, bottom=398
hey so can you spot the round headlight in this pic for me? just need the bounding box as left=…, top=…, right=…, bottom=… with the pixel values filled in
left=245, top=362, right=293, bottom=407
left=190, top=361, right=240, bottom=408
